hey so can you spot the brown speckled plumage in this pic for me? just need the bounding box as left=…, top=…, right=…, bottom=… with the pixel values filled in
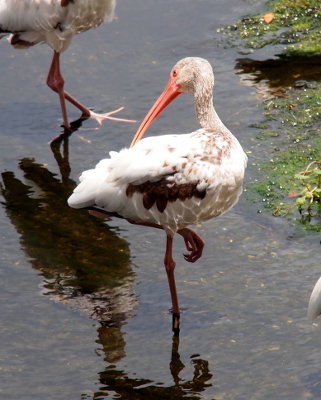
left=126, top=179, right=206, bottom=213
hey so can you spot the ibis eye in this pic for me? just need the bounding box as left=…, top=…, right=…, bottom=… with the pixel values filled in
left=172, top=69, right=178, bottom=77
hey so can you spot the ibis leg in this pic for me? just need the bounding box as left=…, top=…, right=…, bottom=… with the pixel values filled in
left=164, top=235, right=180, bottom=335
left=87, top=215, right=182, bottom=333
left=46, top=51, right=70, bottom=128
left=46, top=52, right=135, bottom=127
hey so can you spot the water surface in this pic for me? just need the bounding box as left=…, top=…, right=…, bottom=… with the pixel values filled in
left=1, top=1, right=321, bottom=399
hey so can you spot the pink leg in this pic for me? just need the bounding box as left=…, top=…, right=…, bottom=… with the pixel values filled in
left=94, top=213, right=205, bottom=264
left=164, top=235, right=180, bottom=335
left=46, top=51, right=136, bottom=128
left=46, top=51, right=70, bottom=128
left=86, top=211, right=181, bottom=333
left=178, top=228, right=205, bottom=263
left=88, top=211, right=204, bottom=265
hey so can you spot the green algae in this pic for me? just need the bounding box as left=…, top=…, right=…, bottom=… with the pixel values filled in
left=246, top=81, right=321, bottom=231
left=220, top=0, right=321, bottom=57
left=223, top=1, right=321, bottom=231
left=264, top=84, right=321, bottom=129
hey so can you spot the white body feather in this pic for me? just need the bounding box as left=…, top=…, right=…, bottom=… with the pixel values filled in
left=0, top=0, right=116, bottom=52
left=308, top=276, right=321, bottom=320
left=68, top=129, right=247, bottom=236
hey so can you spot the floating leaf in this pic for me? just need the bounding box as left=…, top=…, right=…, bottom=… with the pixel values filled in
left=264, top=12, right=275, bottom=24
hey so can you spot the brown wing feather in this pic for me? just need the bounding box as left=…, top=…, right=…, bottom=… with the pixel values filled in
left=126, top=179, right=206, bottom=213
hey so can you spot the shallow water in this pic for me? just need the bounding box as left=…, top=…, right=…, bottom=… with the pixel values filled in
left=1, top=1, right=321, bottom=399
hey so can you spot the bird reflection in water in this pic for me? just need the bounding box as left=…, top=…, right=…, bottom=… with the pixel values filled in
left=95, top=336, right=213, bottom=400
left=0, top=151, right=136, bottom=363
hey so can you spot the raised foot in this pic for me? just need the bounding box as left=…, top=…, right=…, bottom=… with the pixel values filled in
left=178, top=228, right=205, bottom=263
left=90, top=107, right=137, bottom=125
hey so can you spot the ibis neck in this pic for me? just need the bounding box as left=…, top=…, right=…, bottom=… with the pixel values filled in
left=194, top=91, right=225, bottom=131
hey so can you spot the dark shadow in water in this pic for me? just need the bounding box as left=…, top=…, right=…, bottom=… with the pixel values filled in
left=0, top=151, right=136, bottom=363
left=235, top=55, right=321, bottom=99
left=50, top=115, right=90, bottom=144
left=0, top=156, right=134, bottom=298
left=93, top=335, right=214, bottom=400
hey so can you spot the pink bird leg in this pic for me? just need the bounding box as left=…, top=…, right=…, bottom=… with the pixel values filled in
left=46, top=51, right=136, bottom=129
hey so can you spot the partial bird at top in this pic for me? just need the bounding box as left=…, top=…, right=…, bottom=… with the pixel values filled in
left=68, top=57, right=248, bottom=334
left=0, top=0, right=135, bottom=130
left=307, top=276, right=321, bottom=321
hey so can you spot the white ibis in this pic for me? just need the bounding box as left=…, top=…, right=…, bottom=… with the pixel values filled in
left=68, top=57, right=248, bottom=334
left=308, top=276, right=321, bottom=321
left=0, top=0, right=134, bottom=129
